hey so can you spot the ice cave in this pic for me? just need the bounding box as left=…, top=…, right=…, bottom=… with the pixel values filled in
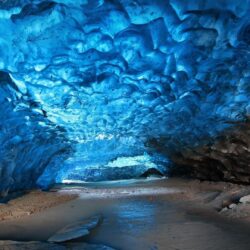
left=0, top=0, right=249, bottom=249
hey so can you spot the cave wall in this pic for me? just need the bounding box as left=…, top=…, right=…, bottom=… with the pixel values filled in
left=0, top=0, right=249, bottom=194
left=0, top=72, right=72, bottom=195
left=171, top=120, right=250, bottom=183
left=148, top=120, right=250, bottom=183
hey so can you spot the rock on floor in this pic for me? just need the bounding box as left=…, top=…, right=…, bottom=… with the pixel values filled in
left=239, top=195, right=250, bottom=204
left=48, top=215, right=101, bottom=243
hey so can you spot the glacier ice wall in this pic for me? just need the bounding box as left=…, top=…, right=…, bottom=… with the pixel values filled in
left=0, top=0, right=249, bottom=193
left=0, top=71, right=71, bottom=195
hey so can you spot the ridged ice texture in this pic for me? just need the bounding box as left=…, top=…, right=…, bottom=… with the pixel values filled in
left=0, top=0, right=249, bottom=193
left=0, top=72, right=71, bottom=195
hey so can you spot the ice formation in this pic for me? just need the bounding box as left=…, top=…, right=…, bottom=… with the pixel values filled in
left=0, top=0, right=249, bottom=194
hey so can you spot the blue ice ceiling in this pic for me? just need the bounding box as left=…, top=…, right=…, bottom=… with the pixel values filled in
left=0, top=0, right=249, bottom=194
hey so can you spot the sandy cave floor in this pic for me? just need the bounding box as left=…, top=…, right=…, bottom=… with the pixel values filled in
left=1, top=178, right=250, bottom=249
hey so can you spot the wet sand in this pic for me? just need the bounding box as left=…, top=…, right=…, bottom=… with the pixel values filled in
left=1, top=178, right=250, bottom=250
left=0, top=190, right=77, bottom=221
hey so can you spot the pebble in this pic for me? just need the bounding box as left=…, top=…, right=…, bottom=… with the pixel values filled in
left=221, top=207, right=228, bottom=212
left=239, top=195, right=250, bottom=204
left=229, top=203, right=237, bottom=209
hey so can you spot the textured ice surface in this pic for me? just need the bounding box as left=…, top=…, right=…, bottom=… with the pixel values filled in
left=0, top=72, right=71, bottom=195
left=0, top=0, right=249, bottom=193
left=48, top=154, right=168, bottom=183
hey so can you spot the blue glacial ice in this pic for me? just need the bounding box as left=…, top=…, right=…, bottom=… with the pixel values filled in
left=0, top=0, right=249, bottom=194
